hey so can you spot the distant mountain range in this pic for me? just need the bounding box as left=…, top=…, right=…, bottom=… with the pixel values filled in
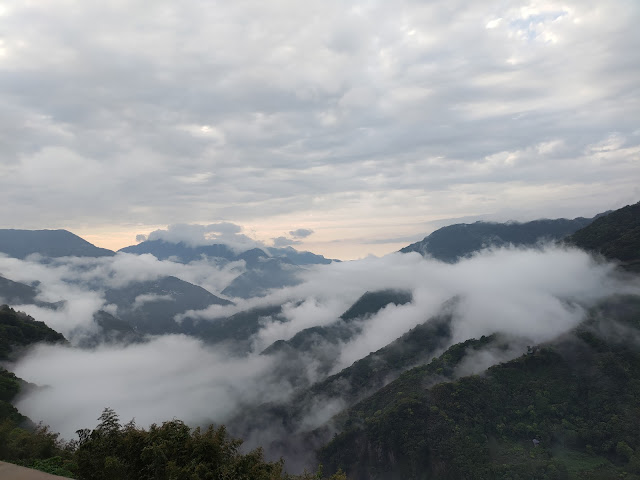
left=120, top=240, right=336, bottom=298
left=400, top=215, right=604, bottom=262
left=0, top=229, right=114, bottom=259
left=0, top=231, right=335, bottom=301
left=119, top=239, right=333, bottom=266
left=0, top=202, right=639, bottom=478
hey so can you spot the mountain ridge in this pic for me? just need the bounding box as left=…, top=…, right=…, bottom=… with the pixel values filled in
left=400, top=215, right=601, bottom=262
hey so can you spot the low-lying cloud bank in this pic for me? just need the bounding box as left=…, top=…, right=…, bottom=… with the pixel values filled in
left=5, top=245, right=639, bottom=442
left=0, top=252, right=244, bottom=340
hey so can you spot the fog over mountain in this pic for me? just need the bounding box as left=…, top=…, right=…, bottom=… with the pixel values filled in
left=6, top=244, right=637, bottom=442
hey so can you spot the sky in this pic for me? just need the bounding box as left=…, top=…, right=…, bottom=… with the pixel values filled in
left=1, top=0, right=639, bottom=259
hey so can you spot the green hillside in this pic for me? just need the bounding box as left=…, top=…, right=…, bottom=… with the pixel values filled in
left=319, top=296, right=640, bottom=480
left=568, top=201, right=640, bottom=270
left=0, top=305, right=67, bottom=361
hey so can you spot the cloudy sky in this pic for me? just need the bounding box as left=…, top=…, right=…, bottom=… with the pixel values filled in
left=1, top=1, right=638, bottom=259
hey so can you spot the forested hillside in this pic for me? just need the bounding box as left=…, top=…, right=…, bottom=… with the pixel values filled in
left=0, top=306, right=67, bottom=361
left=568, top=201, right=640, bottom=270
left=400, top=216, right=598, bottom=262
left=319, top=296, right=640, bottom=479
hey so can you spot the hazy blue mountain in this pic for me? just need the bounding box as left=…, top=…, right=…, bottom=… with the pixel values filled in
left=221, top=258, right=301, bottom=298
left=119, top=240, right=335, bottom=299
left=568, top=201, right=640, bottom=270
left=266, top=246, right=335, bottom=265
left=76, top=310, right=145, bottom=348
left=119, top=240, right=334, bottom=266
left=0, top=276, right=63, bottom=309
left=401, top=216, right=599, bottom=262
left=0, top=229, right=114, bottom=259
left=104, top=276, right=232, bottom=335
left=118, top=240, right=237, bottom=263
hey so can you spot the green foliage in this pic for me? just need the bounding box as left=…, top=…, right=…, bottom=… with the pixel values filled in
left=568, top=201, right=640, bottom=267
left=29, top=456, right=77, bottom=477
left=72, top=408, right=343, bottom=480
left=401, top=217, right=597, bottom=262
left=319, top=298, right=640, bottom=479
left=0, top=420, right=74, bottom=474
left=0, top=305, right=67, bottom=361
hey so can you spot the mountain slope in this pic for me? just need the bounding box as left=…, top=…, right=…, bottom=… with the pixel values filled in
left=262, top=290, right=414, bottom=371
left=221, top=257, right=301, bottom=298
left=230, top=304, right=457, bottom=468
left=0, top=277, right=62, bottom=309
left=319, top=296, right=640, bottom=480
left=0, top=230, right=114, bottom=259
left=401, top=216, right=597, bottom=262
left=568, top=201, right=640, bottom=270
left=0, top=305, right=67, bottom=361
left=104, top=276, right=232, bottom=335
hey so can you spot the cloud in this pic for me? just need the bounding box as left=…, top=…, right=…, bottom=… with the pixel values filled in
left=0, top=0, right=637, bottom=258
left=132, top=293, right=174, bottom=310
left=135, top=234, right=148, bottom=243
left=13, top=336, right=290, bottom=440
left=146, top=223, right=261, bottom=251
left=6, top=245, right=639, bottom=451
left=0, top=252, right=243, bottom=341
left=289, top=229, right=314, bottom=239
left=272, top=236, right=301, bottom=247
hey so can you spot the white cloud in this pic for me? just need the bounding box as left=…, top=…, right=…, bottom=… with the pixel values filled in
left=6, top=245, right=639, bottom=445
left=0, top=0, right=636, bottom=259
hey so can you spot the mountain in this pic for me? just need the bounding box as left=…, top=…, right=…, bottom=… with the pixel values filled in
left=567, top=201, right=640, bottom=270
left=118, top=240, right=237, bottom=263
left=103, top=276, right=232, bottom=335
left=266, top=246, right=335, bottom=265
left=119, top=240, right=334, bottom=299
left=231, top=299, right=456, bottom=468
left=119, top=240, right=334, bottom=266
left=262, top=290, right=414, bottom=369
left=183, top=304, right=287, bottom=350
left=401, top=216, right=599, bottom=262
left=318, top=295, right=640, bottom=479
left=0, top=309, right=82, bottom=477
left=75, top=310, right=145, bottom=348
left=0, top=305, right=67, bottom=361
left=0, top=276, right=63, bottom=309
left=0, top=229, right=114, bottom=259
left=221, top=256, right=301, bottom=298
